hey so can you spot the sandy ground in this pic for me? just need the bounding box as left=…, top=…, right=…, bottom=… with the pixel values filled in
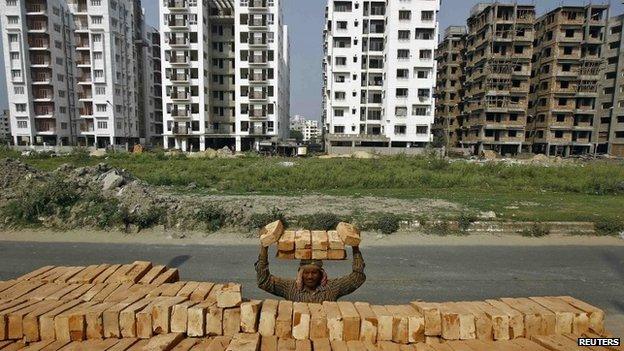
left=1, top=228, right=623, bottom=246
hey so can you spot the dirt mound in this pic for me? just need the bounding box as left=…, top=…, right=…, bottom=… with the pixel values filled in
left=0, top=158, right=43, bottom=190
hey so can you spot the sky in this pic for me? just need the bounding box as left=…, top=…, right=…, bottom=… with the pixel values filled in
left=1, top=0, right=623, bottom=121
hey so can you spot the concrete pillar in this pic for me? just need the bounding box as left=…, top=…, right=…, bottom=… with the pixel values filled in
left=163, top=136, right=168, bottom=149
left=235, top=136, right=242, bottom=152
left=545, top=143, right=550, bottom=156
left=199, top=136, right=206, bottom=151
left=181, top=139, right=187, bottom=152
left=13, top=135, right=18, bottom=145
left=94, top=135, right=98, bottom=148
left=517, top=143, right=522, bottom=155
left=174, top=138, right=180, bottom=150
left=564, top=145, right=571, bottom=157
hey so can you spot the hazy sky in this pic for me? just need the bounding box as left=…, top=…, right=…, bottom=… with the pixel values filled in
left=1, top=0, right=623, bottom=121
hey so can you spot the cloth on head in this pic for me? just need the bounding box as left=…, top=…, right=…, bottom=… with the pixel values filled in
left=296, top=264, right=329, bottom=290
left=299, top=259, right=324, bottom=269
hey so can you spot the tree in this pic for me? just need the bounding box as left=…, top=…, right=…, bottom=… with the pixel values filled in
left=289, top=130, right=304, bottom=143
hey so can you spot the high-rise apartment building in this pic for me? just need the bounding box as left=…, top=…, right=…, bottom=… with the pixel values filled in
left=528, top=5, right=608, bottom=156
left=1, top=0, right=155, bottom=147
left=461, top=3, right=535, bottom=156
left=433, top=26, right=466, bottom=148
left=160, top=0, right=290, bottom=152
left=322, top=0, right=440, bottom=153
left=597, top=14, right=624, bottom=157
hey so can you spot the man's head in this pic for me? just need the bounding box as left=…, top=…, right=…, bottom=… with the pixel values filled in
left=298, top=260, right=325, bottom=290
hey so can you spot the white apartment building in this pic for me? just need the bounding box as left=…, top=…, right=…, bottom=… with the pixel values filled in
left=302, top=119, right=321, bottom=142
left=0, top=110, right=11, bottom=142
left=0, top=0, right=154, bottom=147
left=160, top=0, right=290, bottom=152
left=323, top=0, right=440, bottom=152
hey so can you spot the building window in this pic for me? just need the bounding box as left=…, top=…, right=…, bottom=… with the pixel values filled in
left=421, top=11, right=434, bottom=21
left=334, top=92, right=346, bottom=100
left=7, top=16, right=18, bottom=24
left=92, top=16, right=103, bottom=24
left=333, top=125, right=345, bottom=133
left=397, top=69, right=409, bottom=79
left=416, top=126, right=428, bottom=134
left=419, top=50, right=432, bottom=60
left=398, top=10, right=411, bottom=20
left=395, top=107, right=407, bottom=117
left=416, top=69, right=429, bottom=79
left=398, top=30, right=410, bottom=40
left=335, top=57, right=347, bottom=66
left=14, top=86, right=24, bottom=95
left=96, top=104, right=107, bottom=112
left=17, top=121, right=28, bottom=128
left=16, top=104, right=27, bottom=112
left=334, top=109, right=345, bottom=117
left=95, top=87, right=106, bottom=95
left=397, top=49, right=410, bottom=59
left=396, top=88, right=408, bottom=98
left=97, top=121, right=108, bottom=129
left=91, top=0, right=101, bottom=5
left=394, top=125, right=406, bottom=134
left=412, top=105, right=429, bottom=116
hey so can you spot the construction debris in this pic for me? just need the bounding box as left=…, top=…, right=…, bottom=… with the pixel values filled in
left=0, top=262, right=613, bottom=351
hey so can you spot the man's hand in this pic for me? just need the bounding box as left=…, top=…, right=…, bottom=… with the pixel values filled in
left=352, top=246, right=360, bottom=254
left=260, top=245, right=269, bottom=258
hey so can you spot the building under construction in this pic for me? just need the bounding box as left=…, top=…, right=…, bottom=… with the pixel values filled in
left=596, top=14, right=624, bottom=157
left=528, top=5, right=609, bottom=156
left=461, top=3, right=535, bottom=156
left=434, top=26, right=466, bottom=148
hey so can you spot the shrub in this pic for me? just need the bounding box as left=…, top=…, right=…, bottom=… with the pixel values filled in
left=297, top=212, right=342, bottom=230
left=248, top=207, right=287, bottom=229
left=371, top=213, right=401, bottom=234
left=429, top=221, right=454, bottom=236
left=80, top=193, right=123, bottom=229
left=2, top=177, right=80, bottom=223
left=121, top=206, right=164, bottom=230
left=521, top=222, right=551, bottom=237
left=196, top=203, right=227, bottom=232
left=595, top=219, right=624, bottom=236
left=458, top=213, right=478, bottom=231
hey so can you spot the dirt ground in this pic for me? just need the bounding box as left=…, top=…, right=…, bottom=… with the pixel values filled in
left=1, top=229, right=622, bottom=247
left=181, top=193, right=462, bottom=217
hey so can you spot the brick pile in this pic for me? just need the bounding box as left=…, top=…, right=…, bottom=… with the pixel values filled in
left=0, top=263, right=618, bottom=351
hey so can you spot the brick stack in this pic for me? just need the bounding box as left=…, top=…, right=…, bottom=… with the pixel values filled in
left=0, top=263, right=616, bottom=351
left=261, top=221, right=361, bottom=261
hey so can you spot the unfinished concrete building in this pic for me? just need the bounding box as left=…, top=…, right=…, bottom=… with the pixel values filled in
left=596, top=14, right=624, bottom=157
left=528, top=5, right=609, bottom=156
left=462, top=3, right=535, bottom=156
left=434, top=26, right=466, bottom=148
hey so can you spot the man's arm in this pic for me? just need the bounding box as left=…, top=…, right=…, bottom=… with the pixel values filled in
left=330, top=246, right=366, bottom=298
left=255, top=245, right=294, bottom=298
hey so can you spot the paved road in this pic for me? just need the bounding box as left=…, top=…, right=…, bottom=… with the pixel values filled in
left=1, top=241, right=622, bottom=313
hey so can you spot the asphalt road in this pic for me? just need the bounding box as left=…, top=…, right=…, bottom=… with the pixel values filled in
left=0, top=241, right=622, bottom=314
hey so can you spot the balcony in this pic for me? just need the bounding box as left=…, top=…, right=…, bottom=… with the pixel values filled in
left=249, top=56, right=267, bottom=65
left=76, top=41, right=91, bottom=50
left=250, top=74, right=267, bottom=83
left=249, top=19, right=267, bottom=28
left=170, top=109, right=191, bottom=118
left=34, top=108, right=54, bottom=117
left=27, top=21, right=47, bottom=32
left=79, top=108, right=93, bottom=117
left=249, top=37, right=267, bottom=46
left=172, top=125, right=190, bottom=134
left=250, top=0, right=268, bottom=9
left=250, top=109, right=267, bottom=118
left=74, top=21, right=89, bottom=31
left=170, top=74, right=190, bottom=83
left=249, top=91, right=267, bottom=100
left=80, top=123, right=95, bottom=133
left=168, top=37, right=190, bottom=47
left=168, top=19, right=188, bottom=29
left=167, top=0, right=188, bottom=11
left=78, top=92, right=92, bottom=100
left=32, top=74, right=52, bottom=85
left=170, top=91, right=190, bottom=100
left=28, top=39, right=49, bottom=50
left=169, top=56, right=190, bottom=65
left=77, top=75, right=92, bottom=84
left=33, top=90, right=53, bottom=101
left=26, top=4, right=47, bottom=14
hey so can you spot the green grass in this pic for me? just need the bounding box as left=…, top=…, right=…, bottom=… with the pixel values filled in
left=2, top=149, right=624, bottom=225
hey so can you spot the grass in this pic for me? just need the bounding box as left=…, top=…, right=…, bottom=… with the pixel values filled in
left=2, top=149, right=624, bottom=225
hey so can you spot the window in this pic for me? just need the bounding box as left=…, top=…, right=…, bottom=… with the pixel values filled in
left=394, top=125, right=406, bottom=134
left=395, top=107, right=407, bottom=117
left=91, top=0, right=102, bottom=5
left=17, top=121, right=28, bottom=129
left=94, top=70, right=104, bottom=79
left=421, top=11, right=434, bottom=21
left=96, top=104, right=107, bottom=112
left=396, top=88, right=408, bottom=98
left=92, top=34, right=102, bottom=42
left=398, top=10, right=411, bottom=20
left=334, top=92, right=346, bottom=100
left=416, top=126, right=428, bottom=134
left=419, top=50, right=432, bottom=60
left=7, top=16, right=18, bottom=24
left=7, top=0, right=17, bottom=5
left=415, top=29, right=434, bottom=40
left=16, top=104, right=27, bottom=112
left=397, top=69, right=409, bottom=79
left=398, top=30, right=410, bottom=40
left=334, top=74, right=346, bottom=83
left=95, top=87, right=106, bottom=95
left=10, top=52, right=19, bottom=60
left=333, top=126, right=345, bottom=133
left=415, top=69, right=429, bottom=79
left=97, top=121, right=108, bottom=129
left=92, top=16, right=103, bottom=24
left=335, top=57, right=347, bottom=66
left=9, top=34, right=19, bottom=43
left=418, top=89, right=430, bottom=99
left=412, top=105, right=429, bottom=116
left=337, top=21, right=348, bottom=30
left=14, top=86, right=24, bottom=95
left=397, top=49, right=410, bottom=59
left=334, top=109, right=345, bottom=117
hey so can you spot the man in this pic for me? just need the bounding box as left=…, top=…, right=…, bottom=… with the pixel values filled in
left=255, top=245, right=366, bottom=302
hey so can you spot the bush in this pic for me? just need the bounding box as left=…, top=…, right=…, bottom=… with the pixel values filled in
left=595, top=219, right=624, bottom=236
left=297, top=212, right=342, bottom=230
left=1, top=177, right=80, bottom=224
left=429, top=220, right=455, bottom=236
left=458, top=213, right=477, bottom=231
left=121, top=206, right=164, bottom=230
left=248, top=207, right=287, bottom=229
left=372, top=213, right=401, bottom=234
left=80, top=193, right=123, bottom=229
left=196, top=203, right=227, bottom=232
left=521, top=222, right=551, bottom=237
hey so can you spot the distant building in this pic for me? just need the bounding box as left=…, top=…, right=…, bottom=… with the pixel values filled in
left=290, top=115, right=306, bottom=132
left=0, top=110, right=11, bottom=142
left=289, top=115, right=321, bottom=142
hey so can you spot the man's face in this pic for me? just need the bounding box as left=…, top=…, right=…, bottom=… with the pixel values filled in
left=301, top=267, right=322, bottom=290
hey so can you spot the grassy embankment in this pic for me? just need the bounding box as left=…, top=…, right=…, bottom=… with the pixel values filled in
left=2, top=149, right=623, bottom=228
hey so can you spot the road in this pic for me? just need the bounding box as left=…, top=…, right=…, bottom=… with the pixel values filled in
left=1, top=241, right=623, bottom=333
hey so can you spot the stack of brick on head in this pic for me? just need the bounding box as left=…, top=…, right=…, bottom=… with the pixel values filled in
left=255, top=221, right=366, bottom=303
